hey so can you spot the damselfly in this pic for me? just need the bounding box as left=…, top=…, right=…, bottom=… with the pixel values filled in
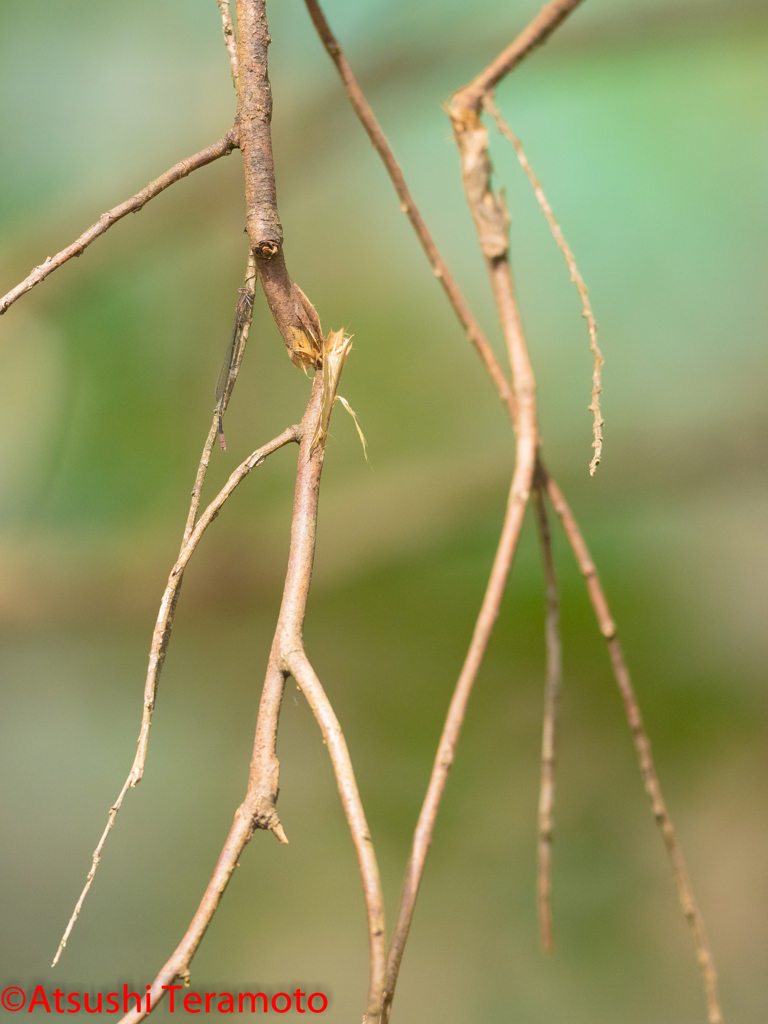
left=216, top=286, right=254, bottom=450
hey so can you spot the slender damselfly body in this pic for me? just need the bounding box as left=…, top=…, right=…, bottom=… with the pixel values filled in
left=216, top=286, right=254, bottom=450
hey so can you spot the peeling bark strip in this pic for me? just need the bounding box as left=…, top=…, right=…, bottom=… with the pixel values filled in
left=235, top=0, right=323, bottom=368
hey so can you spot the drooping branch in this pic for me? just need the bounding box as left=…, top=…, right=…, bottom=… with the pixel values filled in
left=383, top=439, right=535, bottom=1021
left=52, top=420, right=299, bottom=968
left=0, top=131, right=239, bottom=316
left=288, top=650, right=386, bottom=1022
left=388, top=25, right=545, bottom=1023
left=113, top=376, right=321, bottom=1024
left=532, top=470, right=562, bottom=954
left=106, top=6, right=390, bottom=1012
left=540, top=467, right=722, bottom=1024
left=53, top=254, right=258, bottom=965
left=116, top=338, right=384, bottom=1024
left=304, top=3, right=722, bottom=1021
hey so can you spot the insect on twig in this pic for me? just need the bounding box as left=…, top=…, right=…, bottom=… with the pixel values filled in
left=216, top=285, right=255, bottom=450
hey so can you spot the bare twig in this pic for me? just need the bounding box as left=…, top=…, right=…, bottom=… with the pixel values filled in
left=532, top=470, right=561, bottom=954
left=383, top=437, right=535, bottom=1019
left=387, top=27, right=548, bottom=1021
left=539, top=467, right=722, bottom=1023
left=117, top=352, right=385, bottom=1024
left=0, top=131, right=239, bottom=316
left=287, top=650, right=386, bottom=1022
left=52, top=422, right=298, bottom=968
left=484, top=98, right=603, bottom=473
left=457, top=0, right=585, bottom=108
left=216, top=0, right=239, bottom=86
left=109, top=8, right=389, bottom=1019
left=53, top=256, right=258, bottom=966
left=302, top=0, right=516, bottom=420
left=113, top=378, right=322, bottom=1024
left=134, top=423, right=297, bottom=790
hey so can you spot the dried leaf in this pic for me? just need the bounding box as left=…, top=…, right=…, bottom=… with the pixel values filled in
left=309, top=329, right=353, bottom=455
left=336, top=395, right=368, bottom=462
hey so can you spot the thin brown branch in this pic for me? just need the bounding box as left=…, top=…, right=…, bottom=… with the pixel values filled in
left=113, top=10, right=387, bottom=1019
left=284, top=331, right=387, bottom=1023
left=216, top=0, right=239, bottom=86
left=53, top=256, right=258, bottom=966
left=287, top=650, right=386, bottom=1023
left=386, top=67, right=542, bottom=1023
left=484, top=98, right=604, bottom=474
left=235, top=0, right=323, bottom=369
left=52, top=422, right=299, bottom=968
left=532, top=471, right=561, bottom=954
left=383, top=437, right=535, bottom=1020
left=302, top=0, right=516, bottom=419
left=540, top=467, right=722, bottom=1024
left=117, top=349, right=384, bottom=1024
left=458, top=0, right=585, bottom=110
left=306, top=7, right=721, bottom=1022
left=0, top=130, right=239, bottom=316
left=113, top=377, right=321, bottom=1024
left=133, top=421, right=299, bottom=788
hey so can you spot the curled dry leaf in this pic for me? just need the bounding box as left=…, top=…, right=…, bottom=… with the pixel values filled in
left=286, top=281, right=324, bottom=369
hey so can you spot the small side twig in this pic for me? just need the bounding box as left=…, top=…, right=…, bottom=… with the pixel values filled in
left=484, top=97, right=603, bottom=473
left=116, top=354, right=385, bottom=1024
left=302, top=0, right=516, bottom=419
left=540, top=466, right=722, bottom=1024
left=287, top=650, right=386, bottom=1021
left=51, top=421, right=298, bottom=968
left=216, top=0, right=239, bottom=86
left=532, top=470, right=562, bottom=954
left=112, top=380, right=324, bottom=1024
left=0, top=130, right=239, bottom=316
left=457, top=0, right=585, bottom=108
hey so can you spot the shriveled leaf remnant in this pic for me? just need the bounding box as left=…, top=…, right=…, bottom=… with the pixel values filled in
left=336, top=395, right=368, bottom=462
left=310, top=329, right=354, bottom=455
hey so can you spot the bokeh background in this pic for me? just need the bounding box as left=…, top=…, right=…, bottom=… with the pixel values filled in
left=0, top=0, right=766, bottom=1020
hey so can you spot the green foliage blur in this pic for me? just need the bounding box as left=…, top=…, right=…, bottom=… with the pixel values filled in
left=0, top=1, right=766, bottom=1020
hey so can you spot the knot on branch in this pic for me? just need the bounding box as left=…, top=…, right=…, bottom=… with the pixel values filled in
left=254, top=239, right=280, bottom=259
left=246, top=795, right=290, bottom=845
left=448, top=103, right=509, bottom=261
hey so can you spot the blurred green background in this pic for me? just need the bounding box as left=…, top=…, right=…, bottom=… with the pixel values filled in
left=0, top=0, right=766, bottom=1020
